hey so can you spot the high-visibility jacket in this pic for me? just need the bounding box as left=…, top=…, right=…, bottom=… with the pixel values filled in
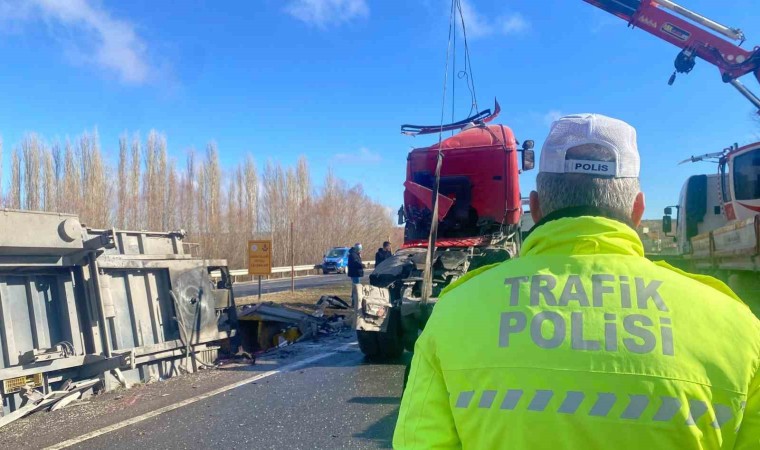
left=394, top=214, right=760, bottom=450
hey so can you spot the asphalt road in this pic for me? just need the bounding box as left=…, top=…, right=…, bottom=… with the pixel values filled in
left=233, top=272, right=371, bottom=297
left=78, top=338, right=406, bottom=449
left=0, top=333, right=409, bottom=450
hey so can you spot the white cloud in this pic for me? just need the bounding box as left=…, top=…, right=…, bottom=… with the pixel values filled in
left=0, top=0, right=151, bottom=84
left=500, top=13, right=529, bottom=35
left=285, top=0, right=369, bottom=28
left=458, top=0, right=529, bottom=39
left=543, top=110, right=564, bottom=125
left=333, top=147, right=382, bottom=164
left=458, top=0, right=494, bottom=38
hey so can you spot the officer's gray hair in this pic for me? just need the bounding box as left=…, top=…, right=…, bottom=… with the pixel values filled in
left=536, top=144, right=640, bottom=218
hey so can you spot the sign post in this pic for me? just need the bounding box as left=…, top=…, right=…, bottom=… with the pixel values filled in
left=248, top=240, right=272, bottom=300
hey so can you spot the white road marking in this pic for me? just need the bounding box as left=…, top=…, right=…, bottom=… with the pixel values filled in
left=46, top=342, right=358, bottom=450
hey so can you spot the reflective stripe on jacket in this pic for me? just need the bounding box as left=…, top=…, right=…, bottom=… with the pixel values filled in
left=394, top=215, right=760, bottom=450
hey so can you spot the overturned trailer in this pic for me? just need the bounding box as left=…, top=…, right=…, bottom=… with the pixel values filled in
left=0, top=210, right=237, bottom=415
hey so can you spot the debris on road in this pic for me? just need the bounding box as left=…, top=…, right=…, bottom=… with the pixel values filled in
left=316, top=295, right=350, bottom=310
left=237, top=298, right=352, bottom=353
left=0, top=378, right=101, bottom=429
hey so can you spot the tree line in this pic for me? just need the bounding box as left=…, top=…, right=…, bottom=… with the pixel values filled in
left=0, top=130, right=396, bottom=269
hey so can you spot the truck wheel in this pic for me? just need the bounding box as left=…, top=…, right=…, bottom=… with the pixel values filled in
left=322, top=269, right=329, bottom=275
left=357, top=311, right=404, bottom=361
left=357, top=330, right=382, bottom=358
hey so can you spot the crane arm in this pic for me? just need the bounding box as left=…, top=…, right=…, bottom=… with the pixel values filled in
left=583, top=0, right=760, bottom=111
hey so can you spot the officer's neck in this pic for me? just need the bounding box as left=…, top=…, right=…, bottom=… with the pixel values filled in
left=529, top=206, right=634, bottom=235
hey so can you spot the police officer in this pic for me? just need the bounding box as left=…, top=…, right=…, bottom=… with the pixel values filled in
left=394, top=114, right=760, bottom=449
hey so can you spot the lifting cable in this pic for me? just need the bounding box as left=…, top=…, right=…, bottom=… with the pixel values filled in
left=421, top=0, right=479, bottom=305
left=455, top=0, right=479, bottom=116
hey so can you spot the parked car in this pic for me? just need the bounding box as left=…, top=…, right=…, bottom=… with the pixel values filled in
left=322, top=247, right=350, bottom=274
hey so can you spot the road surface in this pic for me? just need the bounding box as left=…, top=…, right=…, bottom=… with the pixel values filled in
left=233, top=272, right=371, bottom=297
left=0, top=332, right=410, bottom=450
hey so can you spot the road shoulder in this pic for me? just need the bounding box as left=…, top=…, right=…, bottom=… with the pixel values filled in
left=0, top=332, right=357, bottom=450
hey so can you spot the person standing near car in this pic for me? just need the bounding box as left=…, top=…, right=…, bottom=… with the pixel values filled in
left=348, top=243, right=364, bottom=284
left=375, top=241, right=393, bottom=267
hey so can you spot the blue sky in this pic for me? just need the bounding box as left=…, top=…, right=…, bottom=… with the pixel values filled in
left=0, top=0, right=758, bottom=219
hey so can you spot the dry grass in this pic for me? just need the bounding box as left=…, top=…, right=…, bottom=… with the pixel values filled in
left=236, top=283, right=354, bottom=308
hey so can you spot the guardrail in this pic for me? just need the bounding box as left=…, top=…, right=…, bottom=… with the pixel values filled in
left=211, top=262, right=375, bottom=283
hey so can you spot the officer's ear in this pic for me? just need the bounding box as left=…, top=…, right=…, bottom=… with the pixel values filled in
left=631, top=192, right=645, bottom=227
left=529, top=191, right=543, bottom=223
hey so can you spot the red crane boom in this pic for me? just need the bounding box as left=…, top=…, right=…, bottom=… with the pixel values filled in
left=584, top=0, right=760, bottom=111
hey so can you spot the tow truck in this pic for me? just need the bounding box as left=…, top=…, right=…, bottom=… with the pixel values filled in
left=585, top=0, right=760, bottom=305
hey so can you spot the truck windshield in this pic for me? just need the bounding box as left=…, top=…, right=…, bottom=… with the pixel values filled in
left=326, top=249, right=346, bottom=258
left=734, top=150, right=760, bottom=201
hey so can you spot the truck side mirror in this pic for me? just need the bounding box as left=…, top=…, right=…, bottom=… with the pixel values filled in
left=662, top=215, right=672, bottom=234
left=522, top=140, right=535, bottom=151
left=397, top=205, right=406, bottom=225
left=664, top=207, right=672, bottom=215
left=522, top=149, right=535, bottom=171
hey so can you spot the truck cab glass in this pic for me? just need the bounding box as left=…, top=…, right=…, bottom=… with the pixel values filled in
left=733, top=150, right=760, bottom=201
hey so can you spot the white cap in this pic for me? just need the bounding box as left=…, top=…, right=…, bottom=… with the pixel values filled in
left=539, top=113, right=640, bottom=178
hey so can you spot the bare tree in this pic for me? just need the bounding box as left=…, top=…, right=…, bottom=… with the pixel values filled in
left=179, top=150, right=196, bottom=235
left=9, top=148, right=21, bottom=209
left=166, top=160, right=179, bottom=230
left=21, top=134, right=42, bottom=210
left=129, top=135, right=141, bottom=229
left=0, top=131, right=396, bottom=268
left=117, top=136, right=128, bottom=227
left=78, top=130, right=110, bottom=227
left=60, top=141, right=81, bottom=216
left=244, top=156, right=258, bottom=235
left=42, top=150, right=56, bottom=211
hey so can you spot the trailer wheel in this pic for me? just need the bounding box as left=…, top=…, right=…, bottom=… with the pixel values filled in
left=357, top=311, right=404, bottom=361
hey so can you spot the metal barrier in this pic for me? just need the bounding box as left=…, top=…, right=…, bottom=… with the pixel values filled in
left=212, top=262, right=376, bottom=283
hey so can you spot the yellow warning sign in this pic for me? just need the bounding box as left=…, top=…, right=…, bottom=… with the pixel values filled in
left=248, top=240, right=272, bottom=275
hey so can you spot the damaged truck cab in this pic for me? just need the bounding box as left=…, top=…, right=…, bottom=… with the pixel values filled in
left=355, top=122, right=534, bottom=360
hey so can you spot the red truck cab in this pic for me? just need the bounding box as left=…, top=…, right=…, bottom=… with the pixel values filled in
left=401, top=124, right=532, bottom=247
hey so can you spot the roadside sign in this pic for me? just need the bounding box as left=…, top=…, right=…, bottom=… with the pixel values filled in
left=248, top=240, right=272, bottom=275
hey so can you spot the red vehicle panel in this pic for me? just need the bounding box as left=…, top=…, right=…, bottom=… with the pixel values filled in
left=402, top=124, right=521, bottom=246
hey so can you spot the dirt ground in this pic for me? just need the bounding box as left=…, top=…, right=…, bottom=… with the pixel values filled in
left=236, top=283, right=354, bottom=309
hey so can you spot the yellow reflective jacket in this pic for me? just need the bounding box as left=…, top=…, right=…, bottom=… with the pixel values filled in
left=394, top=215, right=760, bottom=450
